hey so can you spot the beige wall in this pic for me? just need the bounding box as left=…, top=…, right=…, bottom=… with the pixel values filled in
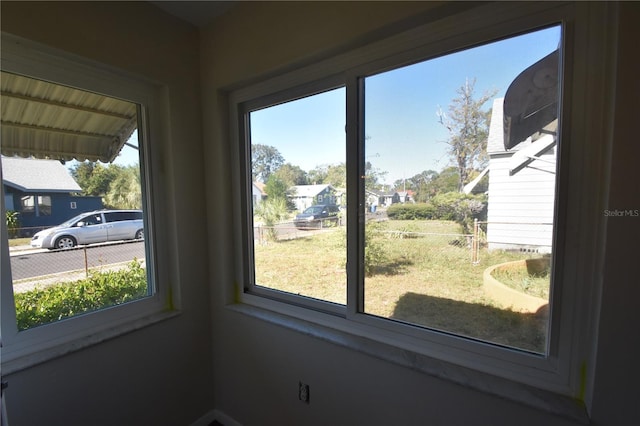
left=2, top=2, right=213, bottom=425
left=1, top=1, right=638, bottom=425
left=200, top=2, right=636, bottom=425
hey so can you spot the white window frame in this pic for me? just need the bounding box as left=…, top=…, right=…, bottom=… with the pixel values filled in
left=0, top=34, right=179, bottom=374
left=229, top=2, right=612, bottom=418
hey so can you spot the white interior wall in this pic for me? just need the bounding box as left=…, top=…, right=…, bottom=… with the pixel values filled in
left=1, top=2, right=213, bottom=425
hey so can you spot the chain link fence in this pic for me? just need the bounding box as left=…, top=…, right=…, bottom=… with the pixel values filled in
left=9, top=240, right=146, bottom=293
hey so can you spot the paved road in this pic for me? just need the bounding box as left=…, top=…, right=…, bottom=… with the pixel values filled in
left=10, top=241, right=146, bottom=280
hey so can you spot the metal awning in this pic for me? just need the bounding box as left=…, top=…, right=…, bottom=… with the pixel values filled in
left=503, top=49, right=559, bottom=150
left=0, top=71, right=137, bottom=163
left=508, top=134, right=556, bottom=176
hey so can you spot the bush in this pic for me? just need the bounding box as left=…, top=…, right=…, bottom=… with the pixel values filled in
left=387, top=192, right=486, bottom=234
left=14, top=260, right=147, bottom=330
left=387, top=203, right=436, bottom=220
left=6, top=210, right=20, bottom=238
left=364, top=222, right=388, bottom=275
left=430, top=192, right=486, bottom=232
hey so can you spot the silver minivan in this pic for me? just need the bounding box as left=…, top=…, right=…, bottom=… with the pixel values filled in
left=30, top=209, right=144, bottom=249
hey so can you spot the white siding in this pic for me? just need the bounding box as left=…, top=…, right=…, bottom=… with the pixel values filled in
left=486, top=153, right=556, bottom=253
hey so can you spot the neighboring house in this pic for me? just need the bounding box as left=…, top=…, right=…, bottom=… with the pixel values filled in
left=252, top=181, right=266, bottom=208
left=379, top=190, right=400, bottom=207
left=1, top=156, right=103, bottom=235
left=289, top=184, right=336, bottom=211
left=397, top=190, right=413, bottom=203
left=485, top=98, right=557, bottom=253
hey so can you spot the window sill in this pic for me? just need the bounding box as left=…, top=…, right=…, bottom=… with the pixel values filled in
left=1, top=310, right=180, bottom=375
left=226, top=302, right=589, bottom=423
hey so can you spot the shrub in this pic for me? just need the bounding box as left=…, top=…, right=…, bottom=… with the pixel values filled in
left=387, top=203, right=436, bottom=220
left=14, top=260, right=147, bottom=330
left=429, top=192, right=486, bottom=233
left=388, top=193, right=486, bottom=234
left=255, top=197, right=289, bottom=242
left=6, top=210, right=20, bottom=238
left=364, top=222, right=388, bottom=275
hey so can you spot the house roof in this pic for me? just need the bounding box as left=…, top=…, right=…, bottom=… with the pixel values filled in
left=290, top=184, right=332, bottom=197
left=253, top=181, right=266, bottom=195
left=1, top=156, right=82, bottom=193
left=1, top=71, right=136, bottom=163
left=487, top=98, right=509, bottom=154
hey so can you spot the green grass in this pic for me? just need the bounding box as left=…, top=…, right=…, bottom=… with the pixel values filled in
left=492, top=264, right=550, bottom=299
left=254, top=220, right=550, bottom=352
left=8, top=237, right=31, bottom=247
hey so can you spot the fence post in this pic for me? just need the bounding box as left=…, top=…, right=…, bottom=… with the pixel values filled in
left=84, top=246, right=89, bottom=277
left=472, top=218, right=479, bottom=265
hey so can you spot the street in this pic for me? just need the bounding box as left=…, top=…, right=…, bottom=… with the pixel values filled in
left=10, top=241, right=146, bottom=280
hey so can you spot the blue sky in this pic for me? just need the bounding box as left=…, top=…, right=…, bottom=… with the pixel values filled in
left=250, top=25, right=561, bottom=186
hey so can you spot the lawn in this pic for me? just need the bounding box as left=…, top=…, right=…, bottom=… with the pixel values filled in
left=8, top=237, right=31, bottom=247
left=254, top=220, right=550, bottom=353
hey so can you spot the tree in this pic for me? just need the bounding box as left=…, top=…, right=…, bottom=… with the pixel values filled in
left=273, top=163, right=308, bottom=188
left=422, top=167, right=459, bottom=199
left=70, top=161, right=142, bottom=209
left=104, top=166, right=142, bottom=209
left=324, top=163, right=347, bottom=188
left=251, top=144, right=284, bottom=182
left=307, top=165, right=328, bottom=186
left=437, top=78, right=496, bottom=192
left=364, top=161, right=387, bottom=191
left=70, top=161, right=119, bottom=196
left=264, top=174, right=289, bottom=200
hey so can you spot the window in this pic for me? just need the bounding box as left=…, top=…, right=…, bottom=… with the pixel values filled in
left=104, top=211, right=143, bottom=222
left=19, top=195, right=34, bottom=213
left=232, top=3, right=608, bottom=410
left=37, top=195, right=51, bottom=216
left=247, top=87, right=347, bottom=308
left=362, top=27, right=560, bottom=354
left=1, top=34, right=173, bottom=373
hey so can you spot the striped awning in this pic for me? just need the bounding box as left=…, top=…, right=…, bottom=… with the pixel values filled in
left=1, top=71, right=137, bottom=163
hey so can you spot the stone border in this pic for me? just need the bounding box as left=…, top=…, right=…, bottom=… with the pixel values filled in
left=483, top=258, right=549, bottom=313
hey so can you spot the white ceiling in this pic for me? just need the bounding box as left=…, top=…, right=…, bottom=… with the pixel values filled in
left=150, top=1, right=235, bottom=28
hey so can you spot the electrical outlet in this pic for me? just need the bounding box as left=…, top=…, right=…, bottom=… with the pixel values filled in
left=298, top=381, right=310, bottom=404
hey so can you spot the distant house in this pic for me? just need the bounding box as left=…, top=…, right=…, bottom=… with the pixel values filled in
left=1, top=156, right=103, bottom=236
left=379, top=191, right=400, bottom=207
left=397, top=190, right=413, bottom=203
left=485, top=98, right=556, bottom=253
left=365, top=190, right=381, bottom=208
left=252, top=181, right=266, bottom=208
left=289, top=184, right=336, bottom=211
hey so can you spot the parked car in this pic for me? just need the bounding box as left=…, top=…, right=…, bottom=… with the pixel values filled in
left=293, top=205, right=340, bottom=229
left=30, top=209, right=144, bottom=249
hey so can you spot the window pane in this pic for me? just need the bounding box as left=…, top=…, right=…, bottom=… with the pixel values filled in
left=1, top=71, right=153, bottom=330
left=38, top=195, right=52, bottom=216
left=248, top=88, right=346, bottom=305
left=362, top=27, right=561, bottom=353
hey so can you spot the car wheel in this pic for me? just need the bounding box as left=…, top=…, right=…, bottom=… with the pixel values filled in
left=135, top=229, right=144, bottom=240
left=55, top=236, right=77, bottom=249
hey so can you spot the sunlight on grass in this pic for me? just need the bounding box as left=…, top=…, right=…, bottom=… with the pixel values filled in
left=254, top=231, right=346, bottom=305
left=254, top=220, right=550, bottom=352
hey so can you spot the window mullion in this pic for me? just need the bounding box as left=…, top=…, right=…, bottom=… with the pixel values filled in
left=345, top=75, right=364, bottom=318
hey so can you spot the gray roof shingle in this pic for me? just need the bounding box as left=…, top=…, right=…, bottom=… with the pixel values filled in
left=1, top=156, right=81, bottom=193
